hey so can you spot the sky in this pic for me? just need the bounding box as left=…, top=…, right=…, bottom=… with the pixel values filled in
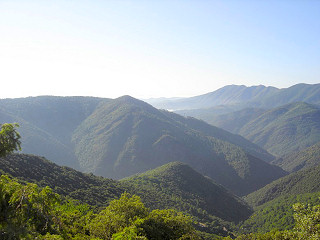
left=0, top=0, right=319, bottom=99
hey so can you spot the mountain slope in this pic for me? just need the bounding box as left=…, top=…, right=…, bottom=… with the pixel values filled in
left=0, top=154, right=125, bottom=207
left=0, top=154, right=252, bottom=236
left=194, top=107, right=266, bottom=134
left=72, top=95, right=285, bottom=196
left=147, top=85, right=279, bottom=110
left=146, top=83, right=320, bottom=111
left=239, top=102, right=320, bottom=157
left=122, top=162, right=252, bottom=223
left=187, top=102, right=320, bottom=158
left=241, top=191, right=320, bottom=233
left=245, top=163, right=320, bottom=207
left=272, top=142, right=320, bottom=172
left=0, top=96, right=105, bottom=168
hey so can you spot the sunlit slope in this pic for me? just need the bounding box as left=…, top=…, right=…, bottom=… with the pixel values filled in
left=245, top=163, right=320, bottom=207
left=73, top=95, right=285, bottom=195
left=239, top=102, right=320, bottom=157
left=122, top=162, right=252, bottom=223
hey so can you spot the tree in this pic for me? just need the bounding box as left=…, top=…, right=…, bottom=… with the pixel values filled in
left=0, top=123, right=21, bottom=157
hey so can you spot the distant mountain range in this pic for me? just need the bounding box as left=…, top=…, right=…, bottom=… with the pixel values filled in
left=146, top=83, right=320, bottom=110
left=202, top=102, right=320, bottom=157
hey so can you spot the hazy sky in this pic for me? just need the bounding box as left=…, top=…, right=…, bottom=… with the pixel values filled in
left=0, top=0, right=319, bottom=99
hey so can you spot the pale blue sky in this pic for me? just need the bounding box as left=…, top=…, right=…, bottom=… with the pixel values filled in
left=0, top=0, right=319, bottom=99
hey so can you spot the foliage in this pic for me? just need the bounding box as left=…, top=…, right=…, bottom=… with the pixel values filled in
left=0, top=175, right=200, bottom=239
left=72, top=95, right=284, bottom=196
left=224, top=200, right=320, bottom=239
left=245, top=164, right=320, bottom=207
left=240, top=192, right=320, bottom=233
left=0, top=123, right=21, bottom=157
left=122, top=161, right=252, bottom=236
left=238, top=102, right=320, bottom=157
left=0, top=154, right=125, bottom=208
left=273, top=142, right=320, bottom=172
left=0, top=155, right=244, bottom=237
left=0, top=96, right=104, bottom=168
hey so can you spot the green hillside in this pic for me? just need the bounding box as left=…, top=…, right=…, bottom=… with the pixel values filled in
left=0, top=96, right=105, bottom=168
left=239, top=102, right=320, bottom=157
left=0, top=154, right=252, bottom=237
left=197, top=107, right=266, bottom=134
left=240, top=191, right=320, bottom=234
left=0, top=154, right=124, bottom=207
left=272, top=142, right=320, bottom=172
left=72, top=95, right=285, bottom=196
left=122, top=162, right=252, bottom=223
left=184, top=102, right=320, bottom=158
left=245, top=163, right=320, bottom=207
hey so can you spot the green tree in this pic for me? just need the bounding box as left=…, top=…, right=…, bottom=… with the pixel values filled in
left=0, top=123, right=21, bottom=157
left=88, top=193, right=148, bottom=239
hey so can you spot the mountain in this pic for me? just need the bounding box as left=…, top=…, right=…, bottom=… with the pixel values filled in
left=0, top=154, right=124, bottom=207
left=122, top=162, right=252, bottom=223
left=198, top=102, right=320, bottom=158
left=0, top=95, right=282, bottom=195
left=194, top=107, right=266, bottom=134
left=238, top=102, right=320, bottom=157
left=0, top=154, right=252, bottom=236
left=72, top=95, right=285, bottom=195
left=241, top=191, right=320, bottom=233
left=245, top=163, right=320, bottom=207
left=0, top=96, right=106, bottom=168
left=272, top=142, right=320, bottom=172
left=146, top=83, right=320, bottom=111
left=146, top=85, right=278, bottom=110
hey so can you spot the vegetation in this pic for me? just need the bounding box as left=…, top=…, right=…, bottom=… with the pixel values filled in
left=238, top=102, right=320, bottom=157
left=273, top=142, right=320, bottom=172
left=0, top=154, right=125, bottom=208
left=223, top=200, right=320, bottom=239
left=122, top=162, right=252, bottom=236
left=72, top=95, right=284, bottom=196
left=0, top=175, right=200, bottom=239
left=0, top=123, right=21, bottom=157
left=0, top=95, right=283, bottom=196
left=245, top=164, right=320, bottom=207
left=0, top=96, right=105, bottom=168
left=195, top=102, right=320, bottom=158
left=0, top=154, right=239, bottom=236
left=240, top=192, right=320, bottom=233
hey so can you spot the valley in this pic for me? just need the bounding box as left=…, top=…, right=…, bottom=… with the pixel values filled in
left=0, top=83, right=320, bottom=239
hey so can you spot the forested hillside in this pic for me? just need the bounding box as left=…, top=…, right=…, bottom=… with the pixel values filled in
left=0, top=154, right=250, bottom=237
left=122, top=162, right=252, bottom=230
left=0, top=95, right=283, bottom=196
left=0, top=96, right=105, bottom=168
left=238, top=102, right=320, bottom=157
left=241, top=191, right=320, bottom=233
left=245, top=164, right=320, bottom=207
left=189, top=102, right=320, bottom=158
left=0, top=154, right=124, bottom=207
left=272, top=142, right=320, bottom=172
left=72, top=95, right=284, bottom=195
